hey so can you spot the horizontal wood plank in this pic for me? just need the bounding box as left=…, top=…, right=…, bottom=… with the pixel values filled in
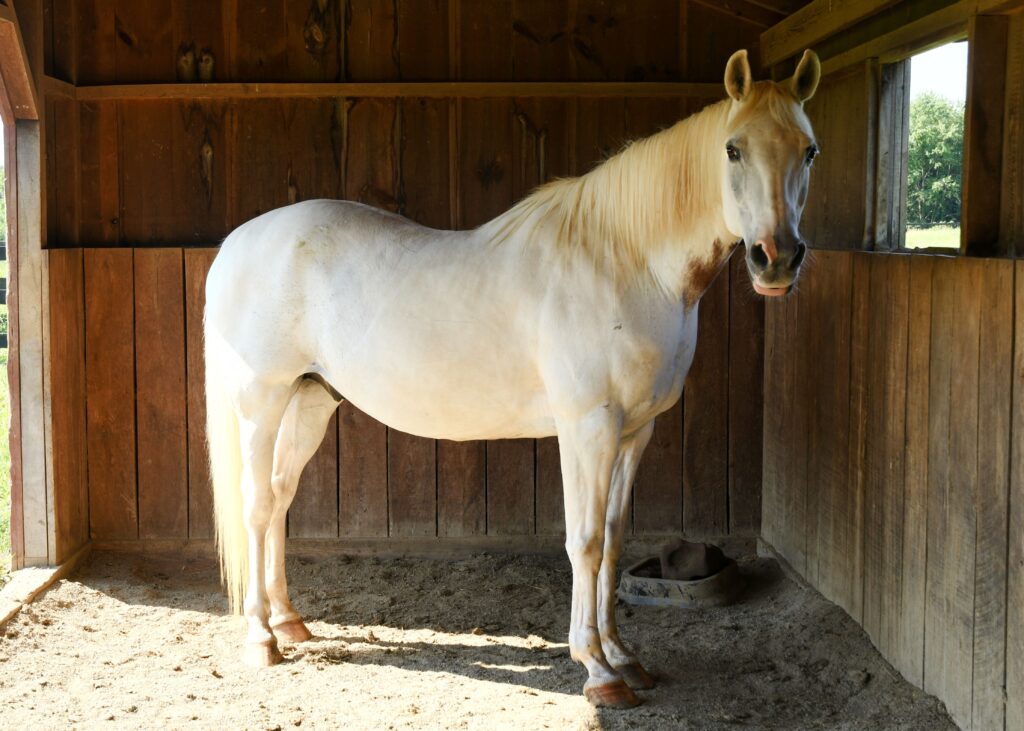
left=64, top=80, right=724, bottom=101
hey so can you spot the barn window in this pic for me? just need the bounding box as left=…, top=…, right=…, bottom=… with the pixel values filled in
left=903, top=42, right=968, bottom=251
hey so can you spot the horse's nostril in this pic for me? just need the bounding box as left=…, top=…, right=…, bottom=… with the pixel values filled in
left=792, top=242, right=807, bottom=268
left=750, top=243, right=770, bottom=270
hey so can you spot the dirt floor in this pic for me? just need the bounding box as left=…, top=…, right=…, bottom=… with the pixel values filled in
left=0, top=548, right=954, bottom=730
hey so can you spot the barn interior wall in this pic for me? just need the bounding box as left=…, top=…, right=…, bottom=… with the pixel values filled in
left=37, top=1, right=775, bottom=554
left=761, top=9, right=1024, bottom=730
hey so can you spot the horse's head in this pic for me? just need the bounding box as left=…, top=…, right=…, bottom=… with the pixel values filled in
left=719, top=49, right=820, bottom=297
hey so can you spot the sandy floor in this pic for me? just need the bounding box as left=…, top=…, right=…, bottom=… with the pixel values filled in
left=0, top=549, right=954, bottom=730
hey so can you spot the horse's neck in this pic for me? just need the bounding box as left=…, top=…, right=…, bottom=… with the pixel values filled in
left=606, top=99, right=737, bottom=301
left=481, top=99, right=738, bottom=304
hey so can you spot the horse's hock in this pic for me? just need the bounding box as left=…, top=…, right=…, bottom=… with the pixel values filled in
left=4, top=0, right=1023, bottom=728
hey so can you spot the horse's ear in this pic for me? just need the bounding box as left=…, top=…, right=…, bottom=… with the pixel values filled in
left=724, top=50, right=753, bottom=102
left=789, top=49, right=821, bottom=102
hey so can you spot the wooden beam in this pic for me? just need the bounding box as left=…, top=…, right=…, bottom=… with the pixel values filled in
left=962, top=14, right=1010, bottom=256
left=768, top=0, right=1024, bottom=72
left=42, top=75, right=74, bottom=100
left=761, top=0, right=903, bottom=68
left=690, top=0, right=786, bottom=28
left=0, top=2, right=38, bottom=119
left=66, top=80, right=724, bottom=102
left=818, top=2, right=968, bottom=77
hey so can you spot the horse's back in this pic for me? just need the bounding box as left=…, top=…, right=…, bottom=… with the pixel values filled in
left=204, top=200, right=558, bottom=438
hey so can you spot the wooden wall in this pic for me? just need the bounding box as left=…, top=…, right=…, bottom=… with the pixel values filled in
left=40, top=1, right=774, bottom=553
left=763, top=250, right=1024, bottom=731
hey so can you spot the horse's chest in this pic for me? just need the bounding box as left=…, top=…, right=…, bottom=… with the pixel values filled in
left=616, top=305, right=699, bottom=428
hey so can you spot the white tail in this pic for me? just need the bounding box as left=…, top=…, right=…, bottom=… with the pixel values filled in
left=205, top=326, right=247, bottom=614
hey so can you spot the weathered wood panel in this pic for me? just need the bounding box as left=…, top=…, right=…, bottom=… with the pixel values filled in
left=683, top=267, right=730, bottom=536
left=84, top=248, right=137, bottom=540
left=801, top=63, right=873, bottom=251
left=896, top=255, right=932, bottom=686
left=48, top=249, right=88, bottom=561
left=1008, top=260, right=1024, bottom=731
left=764, top=251, right=1019, bottom=731
left=184, top=248, right=217, bottom=539
left=288, top=413, right=339, bottom=540
left=134, top=248, right=188, bottom=539
left=727, top=250, right=764, bottom=534
left=972, top=259, right=1012, bottom=731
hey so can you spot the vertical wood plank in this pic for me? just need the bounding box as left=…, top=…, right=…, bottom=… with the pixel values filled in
left=486, top=438, right=535, bottom=536
left=337, top=96, right=397, bottom=538
left=172, top=101, right=231, bottom=243
left=74, top=0, right=117, bottom=84
left=85, top=249, right=137, bottom=540
left=945, top=259, right=982, bottom=729
left=683, top=269, right=729, bottom=536
left=437, top=439, right=485, bottom=537
left=971, top=259, right=1013, bottom=731
left=1003, top=16, right=1024, bottom=256
left=48, top=249, right=88, bottom=562
left=458, top=0, right=512, bottom=81
left=761, top=294, right=789, bottom=556
left=866, top=256, right=910, bottom=660
left=924, top=256, right=956, bottom=698
left=119, top=101, right=176, bottom=243
left=78, top=101, right=120, bottom=244
left=338, top=403, right=388, bottom=537
left=962, top=15, right=1009, bottom=256
left=387, top=431, right=436, bottom=537
left=1008, top=260, right=1024, bottom=730
left=844, top=252, right=870, bottom=623
left=232, top=0, right=287, bottom=82
left=185, top=248, right=217, bottom=539
left=347, top=0, right=400, bottom=82
left=633, top=401, right=683, bottom=534
left=535, top=437, right=564, bottom=536
left=727, top=250, right=764, bottom=534
left=398, top=0, right=450, bottom=80
left=897, top=255, right=933, bottom=686
left=134, top=248, right=188, bottom=539
left=112, top=0, right=175, bottom=82
left=288, top=412, right=339, bottom=539
left=806, top=252, right=854, bottom=612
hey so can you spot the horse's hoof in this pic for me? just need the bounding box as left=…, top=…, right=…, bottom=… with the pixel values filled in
left=615, top=661, right=657, bottom=690
left=272, top=618, right=313, bottom=644
left=584, top=679, right=641, bottom=708
left=242, top=639, right=284, bottom=667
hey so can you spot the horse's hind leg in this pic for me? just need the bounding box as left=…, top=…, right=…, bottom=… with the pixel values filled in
left=236, top=381, right=294, bottom=667
left=266, top=378, right=341, bottom=644
left=599, top=420, right=656, bottom=690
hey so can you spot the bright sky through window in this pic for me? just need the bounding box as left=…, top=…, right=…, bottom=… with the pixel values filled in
left=909, top=41, right=968, bottom=102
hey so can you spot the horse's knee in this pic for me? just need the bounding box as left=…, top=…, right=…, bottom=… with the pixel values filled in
left=566, top=534, right=604, bottom=568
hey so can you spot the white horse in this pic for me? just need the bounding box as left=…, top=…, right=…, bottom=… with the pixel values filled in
left=205, top=48, right=821, bottom=708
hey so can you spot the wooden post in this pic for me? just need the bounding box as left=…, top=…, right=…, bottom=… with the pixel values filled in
left=961, top=15, right=1009, bottom=256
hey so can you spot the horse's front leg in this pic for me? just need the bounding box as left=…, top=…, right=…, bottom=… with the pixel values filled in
left=266, top=380, right=341, bottom=644
left=599, top=420, right=656, bottom=690
left=558, top=408, right=639, bottom=708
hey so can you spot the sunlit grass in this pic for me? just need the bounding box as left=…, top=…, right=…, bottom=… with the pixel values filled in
left=905, top=225, right=960, bottom=250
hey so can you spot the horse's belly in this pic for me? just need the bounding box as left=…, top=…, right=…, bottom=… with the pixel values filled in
left=321, top=320, right=555, bottom=441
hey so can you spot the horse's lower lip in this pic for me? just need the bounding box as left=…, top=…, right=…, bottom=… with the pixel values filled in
left=753, top=282, right=791, bottom=297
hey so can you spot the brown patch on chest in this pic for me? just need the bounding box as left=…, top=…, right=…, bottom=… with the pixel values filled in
left=684, top=239, right=737, bottom=308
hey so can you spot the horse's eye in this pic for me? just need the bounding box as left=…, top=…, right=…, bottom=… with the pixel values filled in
left=726, top=144, right=741, bottom=162
left=805, top=144, right=819, bottom=164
